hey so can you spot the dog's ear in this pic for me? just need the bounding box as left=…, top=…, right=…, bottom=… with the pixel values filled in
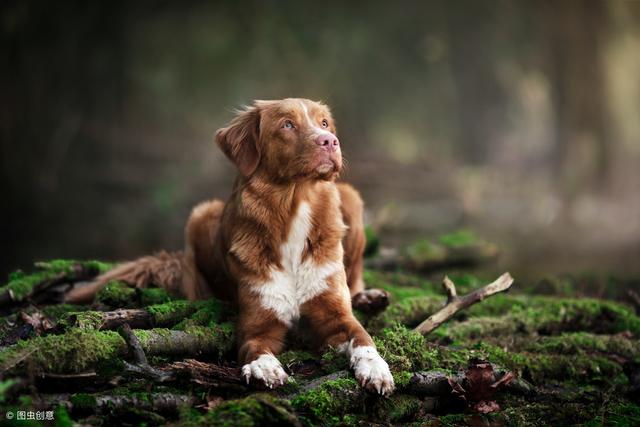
left=215, top=105, right=261, bottom=177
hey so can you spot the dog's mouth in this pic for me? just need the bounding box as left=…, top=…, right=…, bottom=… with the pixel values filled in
left=315, top=159, right=337, bottom=174
left=292, top=153, right=341, bottom=181
left=314, top=153, right=341, bottom=174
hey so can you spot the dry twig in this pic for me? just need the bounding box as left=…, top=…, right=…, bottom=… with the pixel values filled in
left=414, top=272, right=514, bottom=336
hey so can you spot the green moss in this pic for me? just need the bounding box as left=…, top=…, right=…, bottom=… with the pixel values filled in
left=53, top=405, right=74, bottom=427
left=134, top=324, right=235, bottom=359
left=172, top=299, right=232, bottom=329
left=438, top=414, right=469, bottom=426
left=463, top=293, right=529, bottom=318
left=392, top=370, right=414, bottom=388
left=292, top=377, right=362, bottom=423
left=70, top=393, right=97, bottom=410
left=372, top=394, right=422, bottom=423
left=437, top=297, right=640, bottom=344
left=491, top=393, right=605, bottom=426
left=0, top=260, right=113, bottom=302
left=438, top=230, right=480, bottom=248
left=0, top=329, right=126, bottom=374
left=367, top=271, right=437, bottom=298
left=524, top=273, right=633, bottom=301
left=61, top=311, right=105, bottom=330
left=59, top=300, right=206, bottom=331
left=138, top=286, right=174, bottom=306
left=40, top=304, right=89, bottom=319
left=320, top=347, right=349, bottom=373
left=96, top=280, right=136, bottom=308
left=0, top=379, right=18, bottom=403
left=461, top=342, right=625, bottom=384
left=522, top=298, right=640, bottom=335
left=35, top=259, right=112, bottom=274
left=148, top=300, right=202, bottom=325
left=367, top=296, right=442, bottom=330
left=524, top=332, right=640, bottom=362
left=364, top=226, right=380, bottom=257
left=374, top=324, right=439, bottom=372
left=201, top=394, right=299, bottom=426
left=586, top=401, right=640, bottom=426
left=369, top=325, right=632, bottom=385
left=2, top=270, right=50, bottom=301
left=404, top=239, right=447, bottom=266
left=178, top=406, right=204, bottom=427
left=279, top=350, right=317, bottom=367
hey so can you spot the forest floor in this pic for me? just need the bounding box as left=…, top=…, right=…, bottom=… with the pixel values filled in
left=0, top=231, right=639, bottom=426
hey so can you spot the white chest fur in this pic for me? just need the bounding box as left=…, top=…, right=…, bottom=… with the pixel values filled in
left=253, top=201, right=342, bottom=326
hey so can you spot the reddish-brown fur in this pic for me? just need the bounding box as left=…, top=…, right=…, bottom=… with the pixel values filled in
left=66, top=98, right=391, bottom=393
left=186, top=100, right=374, bottom=370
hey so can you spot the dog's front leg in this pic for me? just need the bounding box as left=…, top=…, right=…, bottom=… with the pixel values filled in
left=301, top=273, right=395, bottom=395
left=237, top=304, right=289, bottom=388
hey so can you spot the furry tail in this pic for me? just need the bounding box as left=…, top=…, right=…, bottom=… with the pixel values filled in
left=64, top=251, right=185, bottom=304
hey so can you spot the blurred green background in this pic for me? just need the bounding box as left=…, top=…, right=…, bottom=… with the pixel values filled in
left=1, top=0, right=639, bottom=280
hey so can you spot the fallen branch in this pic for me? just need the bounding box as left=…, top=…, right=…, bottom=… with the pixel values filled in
left=0, top=262, right=103, bottom=309
left=63, top=300, right=203, bottom=331
left=121, top=323, right=174, bottom=382
left=37, top=392, right=195, bottom=415
left=0, top=325, right=234, bottom=375
left=167, top=359, right=243, bottom=386
left=414, top=272, right=514, bottom=336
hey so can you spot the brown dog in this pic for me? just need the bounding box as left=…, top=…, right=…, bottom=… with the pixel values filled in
left=67, top=98, right=394, bottom=395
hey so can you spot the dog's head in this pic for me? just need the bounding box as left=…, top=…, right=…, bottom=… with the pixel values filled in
left=215, top=98, right=342, bottom=182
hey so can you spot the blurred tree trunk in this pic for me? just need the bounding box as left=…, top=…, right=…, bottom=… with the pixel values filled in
left=540, top=0, right=612, bottom=195
left=0, top=0, right=128, bottom=276
left=445, top=1, right=508, bottom=165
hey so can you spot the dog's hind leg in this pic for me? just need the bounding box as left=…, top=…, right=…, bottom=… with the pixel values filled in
left=337, top=183, right=366, bottom=296
left=183, top=199, right=231, bottom=301
left=65, top=199, right=227, bottom=304
left=337, top=183, right=390, bottom=313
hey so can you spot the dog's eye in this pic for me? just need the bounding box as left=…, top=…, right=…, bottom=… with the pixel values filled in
left=321, top=119, right=329, bottom=128
left=283, top=120, right=295, bottom=129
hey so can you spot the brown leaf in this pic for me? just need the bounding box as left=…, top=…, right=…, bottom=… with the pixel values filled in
left=19, top=311, right=54, bottom=335
left=447, top=377, right=467, bottom=401
left=465, top=360, right=496, bottom=403
left=491, top=371, right=515, bottom=390
left=450, top=359, right=518, bottom=414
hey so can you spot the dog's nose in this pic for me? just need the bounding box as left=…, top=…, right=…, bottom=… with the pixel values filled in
left=315, top=132, right=339, bottom=151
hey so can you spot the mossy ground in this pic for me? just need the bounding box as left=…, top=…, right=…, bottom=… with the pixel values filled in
left=0, top=257, right=639, bottom=426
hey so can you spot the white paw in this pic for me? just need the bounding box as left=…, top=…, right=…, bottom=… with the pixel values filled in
left=241, top=353, right=288, bottom=389
left=350, top=345, right=395, bottom=396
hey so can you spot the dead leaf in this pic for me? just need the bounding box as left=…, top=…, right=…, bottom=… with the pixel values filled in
left=447, top=359, right=516, bottom=414
left=19, top=311, right=54, bottom=335
left=447, top=376, right=467, bottom=401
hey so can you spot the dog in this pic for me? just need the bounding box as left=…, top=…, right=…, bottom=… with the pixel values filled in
left=66, top=98, right=394, bottom=395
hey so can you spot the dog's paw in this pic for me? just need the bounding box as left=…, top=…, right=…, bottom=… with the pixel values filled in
left=350, top=346, right=395, bottom=396
left=241, top=354, right=288, bottom=389
left=351, top=288, right=390, bottom=314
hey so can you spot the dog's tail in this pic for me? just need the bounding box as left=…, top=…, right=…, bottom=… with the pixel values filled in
left=64, top=250, right=185, bottom=304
